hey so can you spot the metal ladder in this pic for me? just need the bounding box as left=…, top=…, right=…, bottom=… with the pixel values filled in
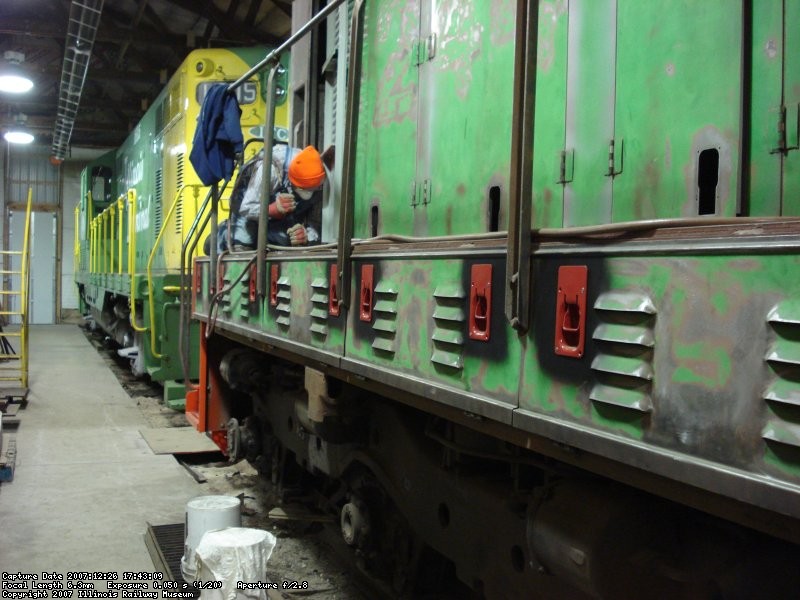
left=0, top=190, right=32, bottom=392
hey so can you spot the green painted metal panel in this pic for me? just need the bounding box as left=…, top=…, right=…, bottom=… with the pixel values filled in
left=138, top=273, right=198, bottom=382
left=415, top=0, right=516, bottom=236
left=532, top=0, right=569, bottom=229
left=783, top=0, right=800, bottom=214
left=748, top=0, right=784, bottom=216
left=612, top=0, right=742, bottom=220
left=250, top=259, right=345, bottom=355
left=521, top=250, right=800, bottom=482
left=345, top=258, right=520, bottom=406
left=563, top=0, right=616, bottom=226
left=354, top=0, right=420, bottom=238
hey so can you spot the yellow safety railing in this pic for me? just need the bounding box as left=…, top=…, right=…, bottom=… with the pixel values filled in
left=103, top=211, right=109, bottom=273
left=20, top=189, right=31, bottom=388
left=146, top=184, right=202, bottom=358
left=109, top=205, right=116, bottom=274
left=88, top=192, right=94, bottom=274
left=127, top=189, right=147, bottom=334
left=74, top=204, right=80, bottom=266
left=0, top=195, right=30, bottom=388
left=117, top=198, right=124, bottom=274
left=89, top=220, right=94, bottom=273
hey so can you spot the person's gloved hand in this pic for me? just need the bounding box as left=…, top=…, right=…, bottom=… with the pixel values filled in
left=268, top=192, right=296, bottom=219
left=287, top=223, right=308, bottom=246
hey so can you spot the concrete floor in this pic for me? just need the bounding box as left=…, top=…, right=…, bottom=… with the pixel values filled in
left=0, top=324, right=201, bottom=575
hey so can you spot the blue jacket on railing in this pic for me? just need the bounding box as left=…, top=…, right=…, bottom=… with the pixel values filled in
left=189, top=84, right=243, bottom=186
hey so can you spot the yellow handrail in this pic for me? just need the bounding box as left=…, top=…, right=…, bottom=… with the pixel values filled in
left=103, top=211, right=109, bottom=273
left=90, top=220, right=96, bottom=273
left=117, top=198, right=124, bottom=274
left=74, top=204, right=80, bottom=264
left=109, top=205, right=116, bottom=273
left=20, top=189, right=32, bottom=388
left=87, top=191, right=93, bottom=274
left=127, top=189, right=147, bottom=334
left=146, top=184, right=202, bottom=358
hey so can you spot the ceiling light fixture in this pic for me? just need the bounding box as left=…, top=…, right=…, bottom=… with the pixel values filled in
left=0, top=51, right=34, bottom=94
left=4, top=114, right=34, bottom=144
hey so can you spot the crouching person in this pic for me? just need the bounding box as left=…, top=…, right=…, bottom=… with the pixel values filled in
left=210, top=144, right=326, bottom=252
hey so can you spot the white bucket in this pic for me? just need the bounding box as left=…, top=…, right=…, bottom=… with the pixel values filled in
left=196, top=527, right=278, bottom=600
left=180, top=495, right=242, bottom=582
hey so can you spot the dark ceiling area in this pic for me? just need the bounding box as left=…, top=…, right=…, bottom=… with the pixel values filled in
left=0, top=0, right=292, bottom=155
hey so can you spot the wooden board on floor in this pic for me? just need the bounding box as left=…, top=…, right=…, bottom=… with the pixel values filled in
left=139, top=427, right=220, bottom=455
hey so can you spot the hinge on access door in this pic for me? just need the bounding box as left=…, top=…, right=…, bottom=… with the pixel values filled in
left=557, top=149, right=574, bottom=185
left=771, top=104, right=800, bottom=155
left=410, top=179, right=432, bottom=207
left=605, top=138, right=624, bottom=178
left=413, top=34, right=437, bottom=66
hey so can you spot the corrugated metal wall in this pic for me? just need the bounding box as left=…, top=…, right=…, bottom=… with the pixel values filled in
left=2, top=145, right=62, bottom=324
left=5, top=145, right=60, bottom=204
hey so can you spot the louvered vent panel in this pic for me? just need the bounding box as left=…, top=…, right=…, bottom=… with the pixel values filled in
left=219, top=273, right=232, bottom=315
left=276, top=275, right=291, bottom=327
left=431, top=282, right=465, bottom=370
left=590, top=292, right=656, bottom=413
left=310, top=278, right=329, bottom=337
left=174, top=153, right=185, bottom=235
left=763, top=301, right=800, bottom=452
left=154, top=169, right=163, bottom=236
left=371, top=280, right=398, bottom=354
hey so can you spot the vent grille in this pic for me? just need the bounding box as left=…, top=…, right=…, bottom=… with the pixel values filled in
left=763, top=300, right=800, bottom=452
left=310, top=278, right=329, bottom=337
left=238, top=269, right=253, bottom=319
left=371, top=280, right=398, bottom=354
left=219, top=274, right=232, bottom=315
left=175, top=153, right=185, bottom=235
left=590, top=292, right=656, bottom=413
left=154, top=169, right=163, bottom=236
left=431, top=282, right=466, bottom=370
left=276, top=275, right=291, bottom=327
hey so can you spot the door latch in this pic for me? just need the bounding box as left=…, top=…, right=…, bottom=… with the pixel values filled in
left=329, top=263, right=340, bottom=317
left=469, top=264, right=493, bottom=341
left=555, top=265, right=588, bottom=358
left=269, top=263, right=279, bottom=307
left=248, top=263, right=257, bottom=304
left=360, top=264, right=374, bottom=322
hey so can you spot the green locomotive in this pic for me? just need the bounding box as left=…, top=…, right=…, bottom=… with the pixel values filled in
left=75, top=47, right=288, bottom=406
left=144, top=0, right=800, bottom=597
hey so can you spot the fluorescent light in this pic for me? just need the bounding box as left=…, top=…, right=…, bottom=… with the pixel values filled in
left=4, top=130, right=34, bottom=144
left=0, top=74, right=33, bottom=94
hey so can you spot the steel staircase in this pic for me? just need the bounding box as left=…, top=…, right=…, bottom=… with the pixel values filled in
left=0, top=190, right=32, bottom=393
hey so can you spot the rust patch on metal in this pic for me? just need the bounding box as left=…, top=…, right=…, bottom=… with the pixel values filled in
left=434, top=0, right=484, bottom=99
left=373, top=1, right=419, bottom=127
left=445, top=204, right=454, bottom=235
left=490, top=0, right=517, bottom=47
left=727, top=259, right=762, bottom=272
left=537, top=0, right=568, bottom=73
left=764, top=39, right=778, bottom=60
left=632, top=161, right=663, bottom=220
